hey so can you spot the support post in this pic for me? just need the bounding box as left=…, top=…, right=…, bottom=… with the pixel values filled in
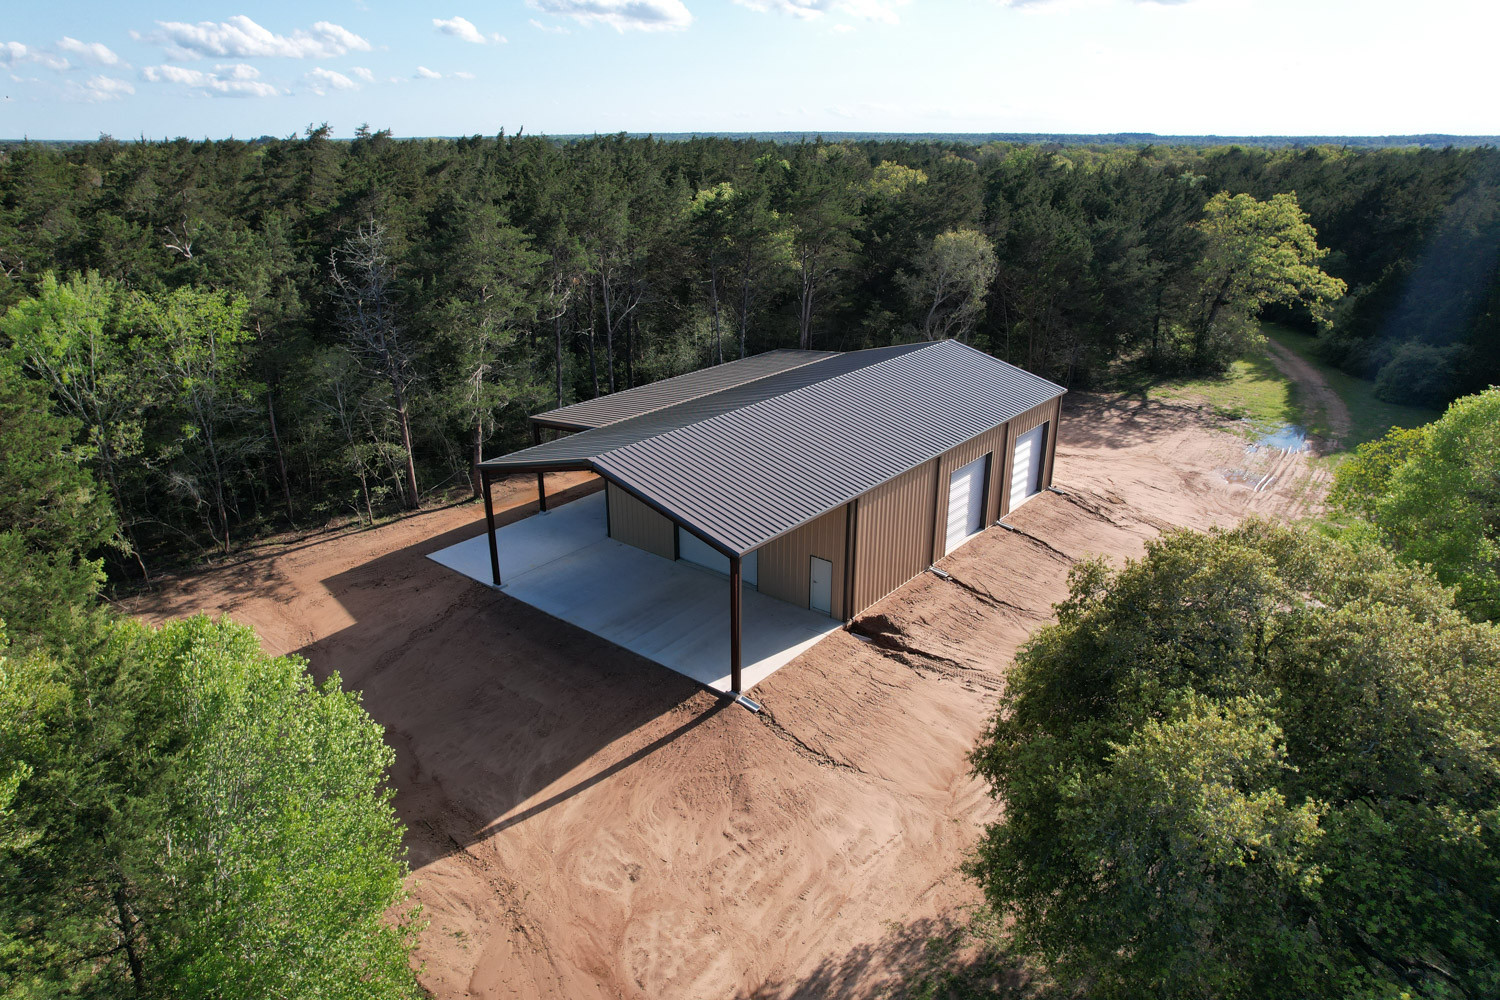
left=729, top=554, right=743, bottom=694
left=537, top=471, right=548, bottom=512
left=482, top=468, right=501, bottom=587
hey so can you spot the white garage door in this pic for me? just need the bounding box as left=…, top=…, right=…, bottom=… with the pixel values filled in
left=677, top=526, right=757, bottom=587
left=945, top=455, right=989, bottom=555
left=1010, top=424, right=1046, bottom=510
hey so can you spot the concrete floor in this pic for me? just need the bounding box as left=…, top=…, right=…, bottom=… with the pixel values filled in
left=427, top=492, right=842, bottom=693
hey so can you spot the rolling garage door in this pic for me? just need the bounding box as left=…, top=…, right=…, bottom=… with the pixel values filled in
left=1010, top=424, right=1046, bottom=510
left=945, top=455, right=989, bottom=555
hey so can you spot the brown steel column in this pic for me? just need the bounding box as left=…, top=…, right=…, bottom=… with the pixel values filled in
left=482, top=468, right=501, bottom=587
left=729, top=554, right=743, bottom=694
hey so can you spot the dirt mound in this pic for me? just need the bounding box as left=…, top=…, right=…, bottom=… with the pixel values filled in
left=125, top=392, right=1326, bottom=999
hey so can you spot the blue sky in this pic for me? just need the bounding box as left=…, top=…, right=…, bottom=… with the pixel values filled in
left=1, top=0, right=1495, bottom=139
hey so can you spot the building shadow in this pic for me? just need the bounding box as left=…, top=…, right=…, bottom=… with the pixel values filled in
left=293, top=476, right=720, bottom=870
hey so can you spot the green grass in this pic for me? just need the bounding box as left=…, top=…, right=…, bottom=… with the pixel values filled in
left=1104, top=326, right=1440, bottom=458
left=1108, top=347, right=1306, bottom=430
left=1260, top=323, right=1440, bottom=449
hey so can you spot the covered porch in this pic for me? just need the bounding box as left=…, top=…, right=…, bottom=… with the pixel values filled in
left=427, top=489, right=841, bottom=695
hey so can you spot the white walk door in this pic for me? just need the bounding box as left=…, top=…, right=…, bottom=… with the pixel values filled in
left=1010, top=424, right=1046, bottom=510
left=809, top=556, right=833, bottom=616
left=945, top=455, right=989, bottom=555
left=677, top=526, right=757, bottom=587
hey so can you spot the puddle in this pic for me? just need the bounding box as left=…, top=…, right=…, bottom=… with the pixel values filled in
left=1221, top=423, right=1308, bottom=491
left=1254, top=424, right=1309, bottom=452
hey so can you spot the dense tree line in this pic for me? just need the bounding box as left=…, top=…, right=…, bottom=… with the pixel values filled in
left=0, top=130, right=1492, bottom=572
left=0, top=358, right=421, bottom=998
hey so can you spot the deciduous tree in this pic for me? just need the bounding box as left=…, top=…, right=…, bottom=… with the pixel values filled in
left=970, top=521, right=1500, bottom=999
left=900, top=229, right=998, bottom=342
left=330, top=220, right=421, bottom=509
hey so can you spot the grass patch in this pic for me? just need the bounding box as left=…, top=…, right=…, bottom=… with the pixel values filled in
left=1102, top=326, right=1440, bottom=458
left=1260, top=323, right=1439, bottom=449
left=1105, top=349, right=1305, bottom=431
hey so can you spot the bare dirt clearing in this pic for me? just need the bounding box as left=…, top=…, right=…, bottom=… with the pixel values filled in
left=126, top=393, right=1325, bottom=1000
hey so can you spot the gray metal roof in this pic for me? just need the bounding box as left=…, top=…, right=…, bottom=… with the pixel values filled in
left=486, top=340, right=1065, bottom=556
left=486, top=343, right=929, bottom=470
left=530, top=349, right=837, bottom=430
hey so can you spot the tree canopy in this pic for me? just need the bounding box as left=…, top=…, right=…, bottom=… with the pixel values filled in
left=1330, top=386, right=1500, bottom=622
left=0, top=347, right=422, bottom=998
left=969, top=520, right=1500, bottom=999
left=6, top=133, right=1496, bottom=572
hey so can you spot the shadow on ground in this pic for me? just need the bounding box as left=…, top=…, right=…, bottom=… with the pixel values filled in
left=740, top=912, right=1037, bottom=1000
left=294, top=477, right=719, bottom=869
left=1057, top=392, right=1228, bottom=453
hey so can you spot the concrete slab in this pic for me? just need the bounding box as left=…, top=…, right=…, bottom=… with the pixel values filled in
left=428, top=492, right=841, bottom=693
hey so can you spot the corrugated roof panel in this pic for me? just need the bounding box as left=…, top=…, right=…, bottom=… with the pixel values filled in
left=593, top=341, right=1065, bottom=554
left=530, top=349, right=837, bottom=430
left=484, top=343, right=930, bottom=470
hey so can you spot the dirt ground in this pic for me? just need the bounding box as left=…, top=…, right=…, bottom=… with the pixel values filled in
left=126, top=392, right=1328, bottom=1000
left=1264, top=337, right=1354, bottom=445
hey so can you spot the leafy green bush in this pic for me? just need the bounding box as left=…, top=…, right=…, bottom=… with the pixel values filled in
left=0, top=615, right=423, bottom=998
left=969, top=521, right=1500, bottom=999
left=1373, top=341, right=1464, bottom=408
left=1331, top=387, right=1500, bottom=621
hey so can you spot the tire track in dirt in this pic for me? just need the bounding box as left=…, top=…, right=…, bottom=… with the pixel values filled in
left=125, top=399, right=1338, bottom=1000
left=1264, top=337, right=1353, bottom=446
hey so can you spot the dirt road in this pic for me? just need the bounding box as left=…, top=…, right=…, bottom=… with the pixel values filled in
left=127, top=393, right=1326, bottom=999
left=1264, top=337, right=1354, bottom=446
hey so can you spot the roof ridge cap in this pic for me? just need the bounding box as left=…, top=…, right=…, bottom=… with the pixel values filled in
left=595, top=341, right=942, bottom=463
left=532, top=349, right=836, bottom=430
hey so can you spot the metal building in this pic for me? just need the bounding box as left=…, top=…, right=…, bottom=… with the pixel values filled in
left=479, top=340, right=1065, bottom=694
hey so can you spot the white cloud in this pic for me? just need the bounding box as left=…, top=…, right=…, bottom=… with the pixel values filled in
left=306, top=67, right=357, bottom=94
left=0, top=41, right=69, bottom=71
left=433, top=16, right=505, bottom=43
left=68, top=74, right=134, bottom=102
left=453, top=70, right=476, bottom=79
left=734, top=0, right=905, bottom=22
left=735, top=0, right=829, bottom=18
left=352, top=66, right=375, bottom=82
left=147, top=16, right=371, bottom=60
left=529, top=18, right=572, bottom=33
left=527, top=0, right=693, bottom=32
left=141, top=62, right=281, bottom=98
left=57, top=37, right=121, bottom=66
left=837, top=0, right=905, bottom=22
left=996, top=0, right=1193, bottom=5
left=415, top=65, right=442, bottom=79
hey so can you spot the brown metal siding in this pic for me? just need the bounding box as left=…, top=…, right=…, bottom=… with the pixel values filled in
left=606, top=482, right=674, bottom=559
left=929, top=423, right=1009, bottom=560
left=998, top=397, right=1062, bottom=516
left=846, top=396, right=1063, bottom=618
left=850, top=460, right=939, bottom=614
left=756, top=505, right=848, bottom=619
left=588, top=341, right=1065, bottom=555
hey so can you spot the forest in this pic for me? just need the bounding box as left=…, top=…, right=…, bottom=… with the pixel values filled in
left=0, top=130, right=1497, bottom=576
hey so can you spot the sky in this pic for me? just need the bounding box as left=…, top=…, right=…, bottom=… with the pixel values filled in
left=1, top=0, right=1496, bottom=139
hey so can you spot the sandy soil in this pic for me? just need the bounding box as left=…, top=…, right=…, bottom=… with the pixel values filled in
left=126, top=393, right=1327, bottom=1000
